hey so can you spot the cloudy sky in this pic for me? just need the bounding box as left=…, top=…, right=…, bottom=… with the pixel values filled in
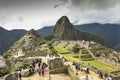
left=0, top=0, right=120, bottom=30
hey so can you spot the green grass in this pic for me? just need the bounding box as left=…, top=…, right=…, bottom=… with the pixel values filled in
left=10, top=64, right=16, bottom=72
left=59, top=52, right=117, bottom=73
left=54, top=46, right=70, bottom=53
left=83, top=60, right=118, bottom=72
left=41, top=41, right=118, bottom=73
left=59, top=53, right=80, bottom=62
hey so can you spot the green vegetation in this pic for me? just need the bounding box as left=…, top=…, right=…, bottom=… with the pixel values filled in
left=59, top=52, right=117, bottom=72
left=52, top=16, right=105, bottom=45
left=86, top=60, right=118, bottom=72
left=51, top=41, right=118, bottom=73
left=9, top=64, right=16, bottom=72
left=54, top=46, right=70, bottom=53
left=0, top=68, right=10, bottom=77
left=22, top=60, right=32, bottom=68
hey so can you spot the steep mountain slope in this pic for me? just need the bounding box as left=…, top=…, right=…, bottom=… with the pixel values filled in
left=37, top=23, right=120, bottom=50
left=75, top=23, right=120, bottom=50
left=0, top=27, right=26, bottom=55
left=11, top=29, right=27, bottom=40
left=52, top=16, right=105, bottom=45
left=3, top=29, right=44, bottom=59
left=37, top=26, right=53, bottom=36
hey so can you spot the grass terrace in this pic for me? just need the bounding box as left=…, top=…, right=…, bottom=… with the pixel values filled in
left=53, top=42, right=118, bottom=73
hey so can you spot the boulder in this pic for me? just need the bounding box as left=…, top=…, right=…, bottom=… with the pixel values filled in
left=0, top=56, right=9, bottom=77
left=0, top=56, right=6, bottom=68
left=21, top=69, right=30, bottom=77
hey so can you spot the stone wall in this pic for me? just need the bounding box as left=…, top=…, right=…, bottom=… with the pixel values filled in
left=111, top=71, right=120, bottom=80
left=49, top=58, right=63, bottom=70
left=50, top=66, right=68, bottom=74
left=0, top=72, right=18, bottom=80
left=49, top=58, right=68, bottom=74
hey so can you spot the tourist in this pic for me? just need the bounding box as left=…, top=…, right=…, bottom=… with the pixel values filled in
left=38, top=62, right=41, bottom=68
left=37, top=68, right=41, bottom=75
left=75, top=63, right=80, bottom=71
left=85, top=75, right=89, bottom=80
left=42, top=63, right=47, bottom=69
left=104, top=72, right=108, bottom=79
left=29, top=68, right=33, bottom=75
left=99, top=71, right=103, bottom=79
left=18, top=71, right=22, bottom=80
left=41, top=68, right=45, bottom=76
left=72, top=62, right=76, bottom=65
left=108, top=76, right=112, bottom=80
left=86, top=68, right=89, bottom=74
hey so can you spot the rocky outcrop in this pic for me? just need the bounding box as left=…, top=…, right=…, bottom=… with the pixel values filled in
left=0, top=56, right=10, bottom=77
left=0, top=56, right=6, bottom=68
left=0, top=72, right=18, bottom=80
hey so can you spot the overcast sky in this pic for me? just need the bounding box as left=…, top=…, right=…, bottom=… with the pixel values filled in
left=0, top=0, right=120, bottom=30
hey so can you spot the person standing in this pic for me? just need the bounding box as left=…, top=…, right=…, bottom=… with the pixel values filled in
left=18, top=71, right=22, bottom=80
left=108, top=76, right=112, bottom=80
left=38, top=62, right=41, bottom=68
left=37, top=68, right=41, bottom=75
left=41, top=68, right=45, bottom=76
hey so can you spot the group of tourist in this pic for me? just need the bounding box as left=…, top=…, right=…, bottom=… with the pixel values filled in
left=98, top=71, right=113, bottom=80
left=37, top=61, right=48, bottom=76
left=17, top=58, right=48, bottom=80
left=72, top=62, right=113, bottom=80
left=29, top=59, right=48, bottom=76
left=73, top=62, right=89, bottom=75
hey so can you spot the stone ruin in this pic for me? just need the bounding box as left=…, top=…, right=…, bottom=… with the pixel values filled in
left=48, top=58, right=68, bottom=74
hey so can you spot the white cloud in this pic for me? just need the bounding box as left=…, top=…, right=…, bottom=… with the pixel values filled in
left=61, top=0, right=120, bottom=25
left=0, top=0, right=120, bottom=30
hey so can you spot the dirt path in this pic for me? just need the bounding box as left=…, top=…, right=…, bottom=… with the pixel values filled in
left=50, top=74, right=71, bottom=80
left=22, top=72, right=44, bottom=80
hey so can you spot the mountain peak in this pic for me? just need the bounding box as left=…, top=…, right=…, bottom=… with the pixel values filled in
left=52, top=16, right=105, bottom=45
left=57, top=16, right=70, bottom=24
left=26, top=29, right=40, bottom=37
left=52, top=16, right=73, bottom=38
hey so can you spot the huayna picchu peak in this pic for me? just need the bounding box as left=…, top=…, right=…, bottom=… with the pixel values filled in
left=52, top=16, right=105, bottom=45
